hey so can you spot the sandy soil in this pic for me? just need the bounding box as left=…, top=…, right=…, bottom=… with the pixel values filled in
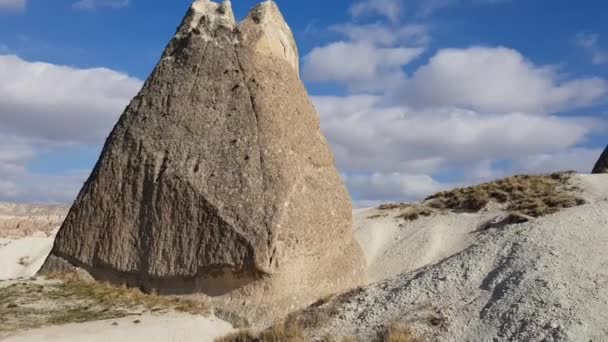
left=0, top=238, right=54, bottom=280
left=0, top=313, right=233, bottom=342
left=354, top=205, right=500, bottom=283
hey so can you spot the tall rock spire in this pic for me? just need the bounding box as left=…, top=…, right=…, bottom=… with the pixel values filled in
left=39, top=0, right=364, bottom=323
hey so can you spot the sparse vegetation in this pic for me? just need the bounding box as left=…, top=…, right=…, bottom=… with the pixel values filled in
left=215, top=292, right=359, bottom=342
left=0, top=275, right=209, bottom=334
left=376, top=172, right=586, bottom=222
left=215, top=323, right=305, bottom=342
left=395, top=205, right=434, bottom=221
left=424, top=171, right=585, bottom=217
left=378, top=203, right=436, bottom=221
left=384, top=323, right=420, bottom=342
left=17, top=256, right=31, bottom=266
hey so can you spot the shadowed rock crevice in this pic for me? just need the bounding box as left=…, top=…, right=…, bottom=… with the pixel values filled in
left=40, top=0, right=364, bottom=323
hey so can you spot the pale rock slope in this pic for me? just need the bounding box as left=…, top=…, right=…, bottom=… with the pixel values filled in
left=308, top=174, right=608, bottom=341
left=0, top=203, right=68, bottom=280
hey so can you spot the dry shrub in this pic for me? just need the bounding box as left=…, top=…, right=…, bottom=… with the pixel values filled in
left=395, top=205, right=434, bottom=221
left=423, top=171, right=585, bottom=217
left=367, top=213, right=389, bottom=219
left=384, top=323, right=420, bottom=342
left=284, top=294, right=340, bottom=331
left=377, top=203, right=436, bottom=222
left=17, top=256, right=31, bottom=266
left=378, top=203, right=411, bottom=211
left=215, top=323, right=304, bottom=342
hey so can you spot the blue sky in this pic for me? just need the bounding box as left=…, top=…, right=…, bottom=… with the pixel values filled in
left=0, top=0, right=607, bottom=206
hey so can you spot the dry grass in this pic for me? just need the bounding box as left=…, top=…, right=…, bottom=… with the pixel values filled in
left=215, top=324, right=360, bottom=342
left=282, top=294, right=341, bottom=331
left=377, top=172, right=585, bottom=222
left=216, top=292, right=355, bottom=342
left=424, top=172, right=585, bottom=217
left=384, top=323, right=420, bottom=342
left=215, top=323, right=305, bottom=342
left=395, top=205, right=435, bottom=221
left=378, top=203, right=435, bottom=221
left=0, top=274, right=208, bottom=334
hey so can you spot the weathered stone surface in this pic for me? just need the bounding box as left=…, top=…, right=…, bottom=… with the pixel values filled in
left=40, top=0, right=364, bottom=322
left=592, top=145, right=608, bottom=174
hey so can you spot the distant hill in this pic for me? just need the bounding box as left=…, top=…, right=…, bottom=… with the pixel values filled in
left=0, top=202, right=68, bottom=238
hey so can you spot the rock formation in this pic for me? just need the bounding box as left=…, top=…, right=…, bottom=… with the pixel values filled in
left=0, top=203, right=68, bottom=238
left=39, top=0, right=364, bottom=322
left=592, top=145, right=608, bottom=173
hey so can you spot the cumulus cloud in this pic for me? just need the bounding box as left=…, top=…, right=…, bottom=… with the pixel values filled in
left=0, top=168, right=89, bottom=204
left=303, top=42, right=423, bottom=90
left=0, top=55, right=141, bottom=203
left=72, top=0, right=129, bottom=11
left=330, top=23, right=430, bottom=47
left=314, top=95, right=598, bottom=174
left=312, top=94, right=602, bottom=204
left=512, top=148, right=603, bottom=175
left=350, top=0, right=403, bottom=23
left=348, top=0, right=508, bottom=19
left=346, top=172, right=450, bottom=203
left=0, top=54, right=141, bottom=143
left=401, top=47, right=608, bottom=113
left=303, top=17, right=429, bottom=92
left=576, top=32, right=608, bottom=65
left=418, top=0, right=508, bottom=16
left=0, top=0, right=25, bottom=11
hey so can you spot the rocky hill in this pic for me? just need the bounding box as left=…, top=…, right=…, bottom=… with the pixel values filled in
left=0, top=202, right=68, bottom=238
left=220, top=172, right=608, bottom=341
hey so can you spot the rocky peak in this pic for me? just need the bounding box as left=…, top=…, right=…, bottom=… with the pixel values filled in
left=40, top=0, right=363, bottom=324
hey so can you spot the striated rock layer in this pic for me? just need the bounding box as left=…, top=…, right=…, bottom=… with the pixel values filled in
left=39, top=0, right=364, bottom=322
left=0, top=203, right=68, bottom=238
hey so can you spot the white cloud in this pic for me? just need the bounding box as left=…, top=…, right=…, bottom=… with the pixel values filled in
left=312, top=89, right=604, bottom=203
left=0, top=55, right=141, bottom=203
left=350, top=0, right=403, bottom=23
left=0, top=0, right=25, bottom=11
left=72, top=0, right=129, bottom=11
left=402, top=47, right=608, bottom=113
left=302, top=42, right=423, bottom=90
left=314, top=95, right=599, bottom=175
left=0, top=54, right=141, bottom=143
left=346, top=172, right=450, bottom=202
left=330, top=23, right=430, bottom=47
left=348, top=0, right=507, bottom=21
left=513, top=148, right=603, bottom=175
left=576, top=32, right=608, bottom=65
left=418, top=0, right=508, bottom=16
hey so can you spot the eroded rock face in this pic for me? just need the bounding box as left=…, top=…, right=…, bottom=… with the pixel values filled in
left=592, top=145, right=608, bottom=173
left=0, top=203, right=68, bottom=238
left=40, top=0, right=364, bottom=322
